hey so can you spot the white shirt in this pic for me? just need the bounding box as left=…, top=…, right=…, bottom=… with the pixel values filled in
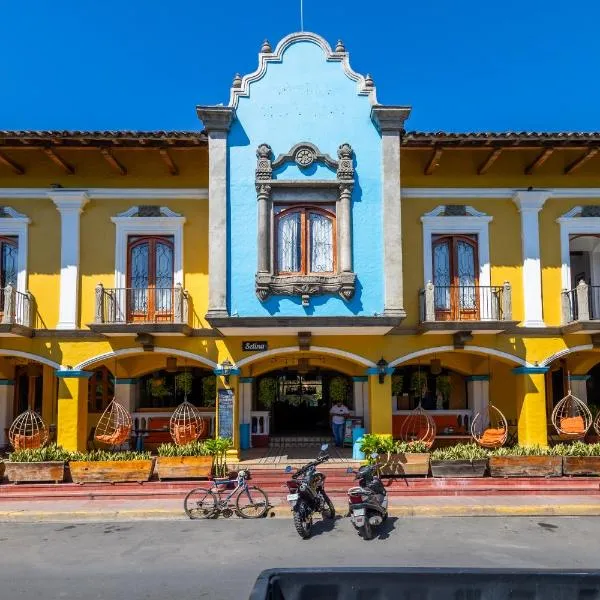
left=330, top=404, right=350, bottom=425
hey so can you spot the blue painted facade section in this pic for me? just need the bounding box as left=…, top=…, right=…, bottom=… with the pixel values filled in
left=228, top=39, right=383, bottom=317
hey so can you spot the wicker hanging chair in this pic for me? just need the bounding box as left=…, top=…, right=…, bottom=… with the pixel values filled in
left=94, top=398, right=132, bottom=446
left=593, top=410, right=600, bottom=438
left=170, top=399, right=207, bottom=445
left=9, top=409, right=48, bottom=450
left=471, top=403, right=508, bottom=449
left=552, top=390, right=592, bottom=439
left=399, top=404, right=436, bottom=449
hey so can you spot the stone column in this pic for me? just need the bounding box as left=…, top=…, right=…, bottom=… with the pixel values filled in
left=512, top=191, right=551, bottom=327
left=56, top=370, right=92, bottom=451
left=256, top=185, right=271, bottom=274
left=371, top=106, right=411, bottom=317
left=196, top=106, right=235, bottom=319
left=339, top=184, right=353, bottom=273
left=352, top=376, right=365, bottom=418
left=570, top=374, right=589, bottom=404
left=467, top=375, right=490, bottom=431
left=49, top=190, right=89, bottom=330
left=238, top=378, right=254, bottom=425
left=513, top=367, right=549, bottom=446
left=0, top=379, right=15, bottom=449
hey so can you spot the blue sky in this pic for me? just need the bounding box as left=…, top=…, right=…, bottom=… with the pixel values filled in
left=2, top=0, right=598, bottom=132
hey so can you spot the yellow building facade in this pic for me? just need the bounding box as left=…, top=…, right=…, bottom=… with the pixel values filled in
left=0, top=33, right=599, bottom=452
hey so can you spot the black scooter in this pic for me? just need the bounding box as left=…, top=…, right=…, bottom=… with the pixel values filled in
left=347, top=455, right=388, bottom=540
left=285, top=444, right=336, bottom=539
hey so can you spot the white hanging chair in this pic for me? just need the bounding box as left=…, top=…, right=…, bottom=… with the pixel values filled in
left=9, top=409, right=48, bottom=450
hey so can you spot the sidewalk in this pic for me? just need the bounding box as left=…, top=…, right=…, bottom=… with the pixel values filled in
left=0, top=494, right=599, bottom=522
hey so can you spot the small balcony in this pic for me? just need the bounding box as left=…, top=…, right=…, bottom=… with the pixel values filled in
left=89, top=284, right=192, bottom=336
left=419, top=282, right=515, bottom=334
left=0, top=284, right=34, bottom=337
left=562, top=281, right=600, bottom=333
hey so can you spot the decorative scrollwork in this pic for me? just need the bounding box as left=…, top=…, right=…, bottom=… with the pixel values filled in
left=295, top=147, right=316, bottom=168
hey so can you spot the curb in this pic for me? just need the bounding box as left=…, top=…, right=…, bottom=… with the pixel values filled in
left=1, top=504, right=600, bottom=522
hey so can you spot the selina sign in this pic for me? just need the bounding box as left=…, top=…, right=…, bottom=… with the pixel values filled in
left=242, top=341, right=268, bottom=352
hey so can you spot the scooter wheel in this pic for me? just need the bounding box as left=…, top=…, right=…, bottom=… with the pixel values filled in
left=360, top=517, right=375, bottom=540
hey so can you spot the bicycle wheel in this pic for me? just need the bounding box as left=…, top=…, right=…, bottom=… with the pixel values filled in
left=184, top=487, right=218, bottom=519
left=235, top=485, right=269, bottom=519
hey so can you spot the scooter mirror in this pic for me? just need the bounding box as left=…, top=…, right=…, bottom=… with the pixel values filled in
left=284, top=466, right=292, bottom=473
left=370, top=452, right=378, bottom=459
left=321, top=444, right=329, bottom=451
left=346, top=467, right=354, bottom=474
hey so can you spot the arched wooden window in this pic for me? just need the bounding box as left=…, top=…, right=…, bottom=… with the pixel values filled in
left=432, top=235, right=479, bottom=321
left=0, top=236, right=18, bottom=313
left=127, top=235, right=174, bottom=321
left=88, top=366, right=115, bottom=413
left=275, top=205, right=335, bottom=275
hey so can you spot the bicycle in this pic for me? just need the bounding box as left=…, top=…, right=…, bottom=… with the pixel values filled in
left=184, top=469, right=269, bottom=519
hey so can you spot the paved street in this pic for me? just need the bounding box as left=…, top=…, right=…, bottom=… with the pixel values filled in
left=0, top=517, right=599, bottom=599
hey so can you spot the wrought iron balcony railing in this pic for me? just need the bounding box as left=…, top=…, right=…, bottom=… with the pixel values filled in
left=94, top=284, right=190, bottom=325
left=562, top=280, right=600, bottom=323
left=1, top=284, right=33, bottom=328
left=419, top=282, right=512, bottom=322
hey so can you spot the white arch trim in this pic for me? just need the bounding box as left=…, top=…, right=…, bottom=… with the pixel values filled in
left=540, top=345, right=594, bottom=367
left=0, top=349, right=61, bottom=370
left=388, top=345, right=531, bottom=368
left=235, top=345, right=377, bottom=369
left=73, top=347, right=218, bottom=372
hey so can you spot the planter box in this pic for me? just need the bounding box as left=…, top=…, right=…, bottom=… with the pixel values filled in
left=5, top=461, right=65, bottom=484
left=430, top=459, right=488, bottom=478
left=488, top=456, right=562, bottom=478
left=155, top=456, right=213, bottom=480
left=69, top=459, right=154, bottom=484
left=563, top=456, right=600, bottom=477
left=379, top=453, right=430, bottom=477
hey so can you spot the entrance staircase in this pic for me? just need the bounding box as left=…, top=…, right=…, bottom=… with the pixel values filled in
left=268, top=435, right=333, bottom=448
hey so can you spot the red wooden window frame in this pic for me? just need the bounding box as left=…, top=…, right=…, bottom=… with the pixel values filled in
left=274, top=205, right=336, bottom=276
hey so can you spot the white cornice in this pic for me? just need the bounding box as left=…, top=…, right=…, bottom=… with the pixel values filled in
left=422, top=205, right=489, bottom=218
left=228, top=32, right=379, bottom=108
left=403, top=188, right=600, bottom=199
left=0, top=188, right=208, bottom=200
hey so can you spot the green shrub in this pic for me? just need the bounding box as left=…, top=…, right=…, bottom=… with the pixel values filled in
left=204, top=437, right=232, bottom=477
left=157, top=440, right=210, bottom=457
left=490, top=445, right=558, bottom=457
left=329, top=376, right=349, bottom=403
left=69, top=450, right=152, bottom=462
left=431, top=443, right=489, bottom=461
left=393, top=440, right=429, bottom=454
left=359, top=434, right=395, bottom=459
left=553, top=441, right=600, bottom=457
left=8, top=444, right=72, bottom=463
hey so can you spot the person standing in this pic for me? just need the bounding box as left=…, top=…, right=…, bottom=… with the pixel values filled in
left=330, top=400, right=351, bottom=447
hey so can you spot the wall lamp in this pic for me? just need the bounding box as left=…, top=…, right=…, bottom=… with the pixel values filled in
left=377, top=357, right=388, bottom=384
left=221, top=359, right=233, bottom=384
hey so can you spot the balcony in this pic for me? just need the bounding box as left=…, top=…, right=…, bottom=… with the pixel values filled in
left=419, top=282, right=516, bottom=334
left=0, top=284, right=34, bottom=337
left=89, top=284, right=192, bottom=336
left=562, top=281, right=600, bottom=334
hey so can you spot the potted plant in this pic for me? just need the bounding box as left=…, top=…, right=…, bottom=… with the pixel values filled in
left=392, top=375, right=404, bottom=410
left=69, top=450, right=154, bottom=484
left=555, top=442, right=600, bottom=476
left=329, top=376, right=349, bottom=403
left=204, top=437, right=232, bottom=478
left=202, top=376, right=216, bottom=407
left=435, top=375, right=452, bottom=410
left=175, top=371, right=193, bottom=396
left=488, top=445, right=562, bottom=477
left=410, top=371, right=428, bottom=401
left=430, top=443, right=489, bottom=478
left=359, top=434, right=394, bottom=464
left=155, top=440, right=213, bottom=480
left=380, top=440, right=430, bottom=477
left=5, top=444, right=70, bottom=484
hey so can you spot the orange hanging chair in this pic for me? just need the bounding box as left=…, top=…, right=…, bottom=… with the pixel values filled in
left=170, top=399, right=207, bottom=445
left=551, top=376, right=592, bottom=440
left=95, top=398, right=132, bottom=447
left=9, top=409, right=48, bottom=450
left=471, top=404, right=508, bottom=449
left=399, top=404, right=436, bottom=449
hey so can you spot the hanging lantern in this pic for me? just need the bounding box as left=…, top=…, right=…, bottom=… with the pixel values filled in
left=430, top=359, right=442, bottom=375
left=166, top=357, right=177, bottom=373
left=9, top=410, right=48, bottom=450
left=95, top=398, right=132, bottom=446
left=170, top=400, right=207, bottom=445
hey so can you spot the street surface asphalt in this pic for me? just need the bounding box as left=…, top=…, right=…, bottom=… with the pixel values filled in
left=0, top=516, right=598, bottom=599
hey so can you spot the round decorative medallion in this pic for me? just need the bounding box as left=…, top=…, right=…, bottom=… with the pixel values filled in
left=295, top=147, right=315, bottom=168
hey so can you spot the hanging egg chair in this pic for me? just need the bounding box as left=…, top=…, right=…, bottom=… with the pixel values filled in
left=170, top=399, right=207, bottom=445
left=471, top=404, right=508, bottom=449
left=9, top=409, right=48, bottom=450
left=593, top=410, right=600, bottom=438
left=94, top=398, right=132, bottom=447
left=551, top=389, right=592, bottom=439
left=399, top=404, right=436, bottom=449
